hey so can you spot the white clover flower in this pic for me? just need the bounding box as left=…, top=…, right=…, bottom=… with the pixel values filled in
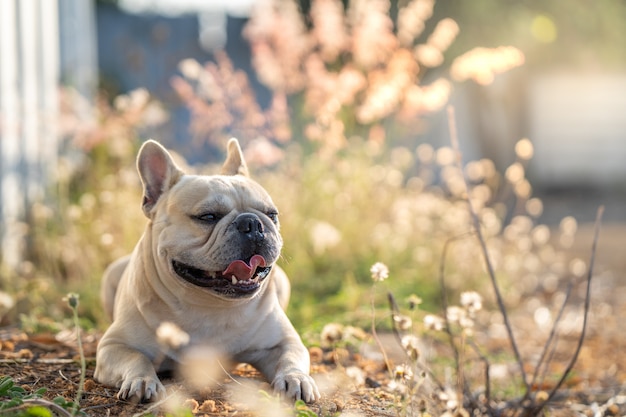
left=343, top=325, right=367, bottom=341
left=423, top=314, right=445, bottom=331
left=310, top=221, right=342, bottom=255
left=370, top=262, right=389, bottom=282
left=393, top=314, right=413, bottom=330
left=460, top=291, right=483, bottom=314
left=401, top=335, right=421, bottom=361
left=156, top=321, right=190, bottom=350
left=407, top=294, right=423, bottom=310
left=459, top=316, right=475, bottom=330
left=446, top=306, right=465, bottom=325
left=320, top=322, right=344, bottom=345
left=393, top=364, right=414, bottom=382
left=388, top=379, right=408, bottom=395
left=345, top=366, right=366, bottom=387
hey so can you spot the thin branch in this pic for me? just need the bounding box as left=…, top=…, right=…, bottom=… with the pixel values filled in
left=439, top=237, right=462, bottom=377
left=447, top=105, right=530, bottom=393
left=527, top=282, right=574, bottom=396
left=438, top=231, right=476, bottom=400
left=370, top=288, right=393, bottom=377
left=529, top=205, right=604, bottom=416
left=0, top=358, right=77, bottom=364
left=537, top=331, right=560, bottom=391
left=386, top=292, right=446, bottom=391
left=386, top=292, right=406, bottom=350
left=468, top=338, right=491, bottom=409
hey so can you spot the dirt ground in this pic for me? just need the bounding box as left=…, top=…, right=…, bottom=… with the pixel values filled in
left=1, top=223, right=625, bottom=416
left=0, top=318, right=624, bottom=417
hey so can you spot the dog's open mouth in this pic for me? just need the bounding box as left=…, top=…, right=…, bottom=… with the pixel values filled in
left=172, top=255, right=271, bottom=296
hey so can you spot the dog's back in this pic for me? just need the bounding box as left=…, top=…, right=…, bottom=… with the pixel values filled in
left=100, top=255, right=131, bottom=321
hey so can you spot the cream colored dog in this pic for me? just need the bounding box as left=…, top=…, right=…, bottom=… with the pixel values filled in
left=94, top=139, right=320, bottom=403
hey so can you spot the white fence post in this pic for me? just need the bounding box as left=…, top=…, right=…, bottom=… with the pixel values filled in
left=0, top=0, right=61, bottom=269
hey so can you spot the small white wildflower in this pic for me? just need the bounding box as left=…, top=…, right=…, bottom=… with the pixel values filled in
left=439, top=388, right=460, bottom=410
left=343, top=326, right=367, bottom=341
left=320, top=323, right=344, bottom=345
left=156, top=321, right=190, bottom=350
left=407, top=294, right=423, bottom=310
left=446, top=306, right=465, bottom=325
left=388, top=379, right=408, bottom=395
left=401, top=335, right=420, bottom=361
left=180, top=346, right=228, bottom=391
left=393, top=364, right=414, bottom=382
left=423, top=314, right=445, bottom=331
left=345, top=366, right=366, bottom=387
left=393, top=314, right=413, bottom=330
left=460, top=291, right=483, bottom=314
left=459, top=315, right=475, bottom=330
left=370, top=262, right=389, bottom=282
left=310, top=221, right=342, bottom=255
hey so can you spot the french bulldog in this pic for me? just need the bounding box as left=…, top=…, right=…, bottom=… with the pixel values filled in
left=94, top=139, right=320, bottom=403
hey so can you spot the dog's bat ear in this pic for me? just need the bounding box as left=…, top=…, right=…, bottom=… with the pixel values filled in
left=137, top=140, right=184, bottom=217
left=220, top=138, right=249, bottom=177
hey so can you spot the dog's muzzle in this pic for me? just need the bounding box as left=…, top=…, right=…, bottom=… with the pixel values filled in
left=172, top=255, right=272, bottom=297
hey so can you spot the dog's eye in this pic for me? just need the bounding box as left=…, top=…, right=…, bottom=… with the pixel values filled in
left=266, top=212, right=279, bottom=224
left=195, top=213, right=221, bottom=223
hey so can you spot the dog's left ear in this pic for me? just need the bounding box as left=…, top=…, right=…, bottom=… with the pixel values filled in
left=220, top=138, right=249, bottom=177
left=137, top=140, right=184, bottom=217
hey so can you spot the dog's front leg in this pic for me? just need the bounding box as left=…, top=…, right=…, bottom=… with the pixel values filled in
left=246, top=335, right=320, bottom=403
left=95, top=343, right=165, bottom=402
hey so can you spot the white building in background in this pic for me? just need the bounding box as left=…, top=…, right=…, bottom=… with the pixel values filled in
left=528, top=73, right=626, bottom=187
left=118, top=0, right=255, bottom=51
left=0, top=0, right=97, bottom=268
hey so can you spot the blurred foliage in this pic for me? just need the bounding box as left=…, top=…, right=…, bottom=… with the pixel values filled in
left=0, top=0, right=584, bottom=336
left=432, top=0, right=626, bottom=70
left=298, top=0, right=626, bottom=70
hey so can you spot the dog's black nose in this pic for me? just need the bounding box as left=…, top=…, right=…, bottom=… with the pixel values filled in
left=234, top=213, right=265, bottom=243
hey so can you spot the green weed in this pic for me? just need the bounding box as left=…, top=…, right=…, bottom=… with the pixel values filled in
left=0, top=375, right=82, bottom=417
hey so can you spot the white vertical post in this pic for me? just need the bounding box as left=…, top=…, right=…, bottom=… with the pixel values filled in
left=0, top=0, right=24, bottom=268
left=39, top=0, right=60, bottom=185
left=20, top=0, right=42, bottom=203
left=0, top=0, right=61, bottom=268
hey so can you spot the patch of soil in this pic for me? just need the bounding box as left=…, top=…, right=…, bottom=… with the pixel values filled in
left=0, top=319, right=624, bottom=417
left=0, top=328, right=398, bottom=417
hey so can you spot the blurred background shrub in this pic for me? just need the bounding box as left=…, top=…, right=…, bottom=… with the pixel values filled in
left=2, top=0, right=583, bottom=337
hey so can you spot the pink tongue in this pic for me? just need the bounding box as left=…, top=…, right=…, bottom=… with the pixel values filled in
left=222, top=255, right=266, bottom=281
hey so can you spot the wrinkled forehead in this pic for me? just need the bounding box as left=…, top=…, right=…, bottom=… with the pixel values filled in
left=169, top=175, right=275, bottom=211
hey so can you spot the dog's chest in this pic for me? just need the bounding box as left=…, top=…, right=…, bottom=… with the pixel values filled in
left=174, top=307, right=268, bottom=353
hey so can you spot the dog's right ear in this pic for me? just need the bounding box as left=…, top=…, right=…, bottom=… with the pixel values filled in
left=220, top=138, right=249, bottom=177
left=137, top=140, right=184, bottom=217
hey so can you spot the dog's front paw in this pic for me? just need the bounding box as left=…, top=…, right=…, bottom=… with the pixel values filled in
left=118, top=375, right=166, bottom=402
left=272, top=371, right=320, bottom=403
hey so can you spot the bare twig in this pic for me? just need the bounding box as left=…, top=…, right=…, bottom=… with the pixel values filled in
left=438, top=231, right=476, bottom=400
left=439, top=236, right=463, bottom=377
left=529, top=205, right=604, bottom=416
left=467, top=339, right=491, bottom=407
left=386, top=292, right=446, bottom=391
left=386, top=292, right=404, bottom=349
left=0, top=358, right=78, bottom=364
left=537, top=331, right=560, bottom=391
left=447, top=105, right=530, bottom=392
left=370, top=288, right=393, bottom=376
left=527, top=282, right=574, bottom=395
